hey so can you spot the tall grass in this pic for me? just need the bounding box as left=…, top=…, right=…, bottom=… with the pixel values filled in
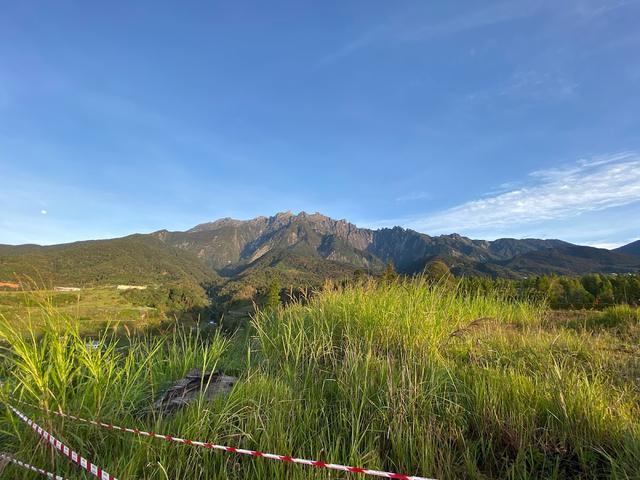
left=0, top=313, right=230, bottom=478
left=252, top=279, right=639, bottom=479
left=1, top=278, right=638, bottom=479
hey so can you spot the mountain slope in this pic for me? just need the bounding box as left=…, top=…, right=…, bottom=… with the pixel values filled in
left=502, top=245, right=640, bottom=275
left=615, top=240, right=640, bottom=256
left=0, top=234, right=217, bottom=287
left=153, top=212, right=382, bottom=277
left=154, top=211, right=570, bottom=277
left=487, top=238, right=571, bottom=259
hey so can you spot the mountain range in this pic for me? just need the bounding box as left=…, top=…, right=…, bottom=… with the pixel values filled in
left=1, top=211, right=639, bottom=289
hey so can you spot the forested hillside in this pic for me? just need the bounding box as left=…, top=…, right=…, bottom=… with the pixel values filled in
left=0, top=234, right=217, bottom=288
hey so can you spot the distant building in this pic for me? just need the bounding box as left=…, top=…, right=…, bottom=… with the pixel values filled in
left=117, top=285, right=147, bottom=291
left=54, top=286, right=82, bottom=292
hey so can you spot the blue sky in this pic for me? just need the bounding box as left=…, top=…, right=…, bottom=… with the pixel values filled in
left=1, top=1, right=639, bottom=247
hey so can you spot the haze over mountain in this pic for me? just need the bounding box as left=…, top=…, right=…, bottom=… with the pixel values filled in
left=1, top=211, right=639, bottom=289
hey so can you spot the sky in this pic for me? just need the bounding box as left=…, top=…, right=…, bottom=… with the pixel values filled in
left=1, top=1, right=639, bottom=248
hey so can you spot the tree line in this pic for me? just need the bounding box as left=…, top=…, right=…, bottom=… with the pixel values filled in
left=459, top=273, right=640, bottom=309
left=257, top=262, right=640, bottom=314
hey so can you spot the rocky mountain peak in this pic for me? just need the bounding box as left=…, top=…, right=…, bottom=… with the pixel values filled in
left=145, top=211, right=626, bottom=278
left=4, top=211, right=633, bottom=286
left=188, top=217, right=241, bottom=232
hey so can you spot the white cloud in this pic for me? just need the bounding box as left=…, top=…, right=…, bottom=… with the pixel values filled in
left=40, top=209, right=47, bottom=215
left=405, top=152, right=640, bottom=234
left=588, top=242, right=623, bottom=250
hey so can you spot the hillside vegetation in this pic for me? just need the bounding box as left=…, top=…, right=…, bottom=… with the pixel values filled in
left=0, top=234, right=217, bottom=288
left=0, top=284, right=211, bottom=333
left=462, top=273, right=640, bottom=309
left=1, top=279, right=638, bottom=479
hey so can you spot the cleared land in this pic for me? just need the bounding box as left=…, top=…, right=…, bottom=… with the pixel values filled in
left=1, top=279, right=639, bottom=479
left=0, top=287, right=164, bottom=334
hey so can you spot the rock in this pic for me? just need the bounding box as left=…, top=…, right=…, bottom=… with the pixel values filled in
left=152, top=368, right=236, bottom=415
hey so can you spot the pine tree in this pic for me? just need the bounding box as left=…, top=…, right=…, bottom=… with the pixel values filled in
left=265, top=278, right=282, bottom=310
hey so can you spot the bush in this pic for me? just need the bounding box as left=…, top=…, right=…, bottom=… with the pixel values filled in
left=573, top=305, right=640, bottom=331
left=121, top=282, right=209, bottom=314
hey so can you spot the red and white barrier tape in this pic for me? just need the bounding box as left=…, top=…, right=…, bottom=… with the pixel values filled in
left=0, top=453, right=68, bottom=480
left=12, top=400, right=435, bottom=480
left=8, top=404, right=117, bottom=480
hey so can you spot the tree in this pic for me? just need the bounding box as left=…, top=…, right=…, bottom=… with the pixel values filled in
left=265, top=278, right=282, bottom=310
left=581, top=274, right=603, bottom=298
left=352, top=269, right=368, bottom=284
left=381, top=262, right=397, bottom=283
left=597, top=277, right=615, bottom=306
left=559, top=277, right=594, bottom=308
left=424, top=260, right=453, bottom=284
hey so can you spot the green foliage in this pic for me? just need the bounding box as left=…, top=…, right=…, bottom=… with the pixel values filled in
left=264, top=278, right=282, bottom=311
left=423, top=260, right=453, bottom=285
left=1, top=282, right=639, bottom=479
left=254, top=279, right=640, bottom=479
left=0, top=313, right=229, bottom=478
left=381, top=262, right=397, bottom=283
left=0, top=234, right=217, bottom=288
left=461, top=273, right=640, bottom=309
left=122, top=282, right=209, bottom=313
left=569, top=305, right=640, bottom=331
left=0, top=287, right=169, bottom=334
left=0, top=291, right=77, bottom=308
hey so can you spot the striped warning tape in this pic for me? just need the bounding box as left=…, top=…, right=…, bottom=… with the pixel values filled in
left=7, top=404, right=117, bottom=480
left=12, top=400, right=435, bottom=480
left=0, top=453, right=68, bottom=480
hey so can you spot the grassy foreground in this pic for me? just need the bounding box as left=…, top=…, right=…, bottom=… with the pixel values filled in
left=1, top=278, right=639, bottom=479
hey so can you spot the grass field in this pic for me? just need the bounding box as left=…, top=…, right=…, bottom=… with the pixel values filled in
left=1, top=278, right=639, bottom=479
left=0, top=287, right=168, bottom=334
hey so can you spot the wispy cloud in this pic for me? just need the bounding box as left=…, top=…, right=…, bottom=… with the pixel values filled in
left=318, top=1, right=637, bottom=67
left=318, top=2, right=544, bottom=66
left=571, top=0, right=640, bottom=20
left=316, top=25, right=389, bottom=67
left=405, top=152, right=640, bottom=234
left=398, top=2, right=542, bottom=42
left=499, top=70, right=579, bottom=100
left=396, top=191, right=430, bottom=202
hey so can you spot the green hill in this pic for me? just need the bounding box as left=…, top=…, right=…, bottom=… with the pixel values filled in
left=616, top=239, right=640, bottom=256
left=0, top=234, right=217, bottom=288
